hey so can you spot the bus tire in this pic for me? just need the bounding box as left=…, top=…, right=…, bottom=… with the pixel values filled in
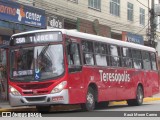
left=36, top=106, right=51, bottom=113
left=81, top=87, right=95, bottom=111
left=95, top=101, right=109, bottom=109
left=127, top=86, right=144, bottom=106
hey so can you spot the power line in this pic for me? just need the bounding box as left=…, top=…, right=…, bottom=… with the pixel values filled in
left=136, top=0, right=150, bottom=9
left=135, top=22, right=149, bottom=34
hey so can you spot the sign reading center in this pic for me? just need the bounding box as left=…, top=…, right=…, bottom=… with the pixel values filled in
left=0, top=0, right=46, bottom=28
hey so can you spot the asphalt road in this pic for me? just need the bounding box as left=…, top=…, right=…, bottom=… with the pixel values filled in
left=41, top=101, right=160, bottom=117
left=1, top=101, right=160, bottom=120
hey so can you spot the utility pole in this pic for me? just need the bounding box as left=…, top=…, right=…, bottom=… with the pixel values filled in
left=149, top=0, right=156, bottom=48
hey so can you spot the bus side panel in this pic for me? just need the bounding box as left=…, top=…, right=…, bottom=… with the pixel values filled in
left=115, top=69, right=147, bottom=101
left=143, top=71, right=158, bottom=98
left=123, top=70, right=159, bottom=100
left=150, top=71, right=159, bottom=95
left=116, top=69, right=137, bottom=100
left=68, top=66, right=116, bottom=104
left=68, top=72, right=86, bottom=104
left=143, top=71, right=152, bottom=98
left=94, top=67, right=117, bottom=102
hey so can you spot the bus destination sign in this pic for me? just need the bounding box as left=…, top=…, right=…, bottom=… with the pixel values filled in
left=11, top=32, right=62, bottom=46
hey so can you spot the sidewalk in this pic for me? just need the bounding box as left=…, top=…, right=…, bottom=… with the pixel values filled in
left=0, top=101, right=37, bottom=112
left=0, top=93, right=160, bottom=112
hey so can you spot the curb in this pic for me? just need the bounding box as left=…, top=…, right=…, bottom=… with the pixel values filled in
left=109, top=97, right=160, bottom=106
left=0, top=107, right=36, bottom=112
left=0, top=98, right=160, bottom=112
left=0, top=105, right=80, bottom=112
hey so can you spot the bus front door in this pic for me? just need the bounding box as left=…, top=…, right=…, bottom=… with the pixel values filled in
left=67, top=42, right=84, bottom=104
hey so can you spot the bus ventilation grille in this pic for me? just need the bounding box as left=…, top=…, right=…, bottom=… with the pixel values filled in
left=18, top=83, right=52, bottom=89
left=25, top=96, right=46, bottom=102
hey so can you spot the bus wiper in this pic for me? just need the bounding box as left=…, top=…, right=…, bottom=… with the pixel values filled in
left=34, top=44, right=51, bottom=80
left=37, top=43, right=50, bottom=59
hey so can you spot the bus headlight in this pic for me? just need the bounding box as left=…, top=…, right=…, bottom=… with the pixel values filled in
left=51, top=81, right=67, bottom=94
left=9, top=86, right=21, bottom=96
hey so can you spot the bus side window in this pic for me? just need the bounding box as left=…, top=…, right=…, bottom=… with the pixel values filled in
left=109, top=45, right=120, bottom=67
left=150, top=53, right=157, bottom=70
left=122, top=47, right=132, bottom=68
left=67, top=43, right=81, bottom=66
left=94, top=42, right=108, bottom=66
left=82, top=40, right=94, bottom=65
left=142, top=51, right=151, bottom=70
left=132, top=49, right=142, bottom=69
left=106, top=44, right=110, bottom=66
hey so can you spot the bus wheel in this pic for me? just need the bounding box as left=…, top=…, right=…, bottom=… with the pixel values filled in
left=127, top=86, right=144, bottom=106
left=81, top=87, right=95, bottom=111
left=36, top=106, right=51, bottom=112
left=95, top=101, right=109, bottom=109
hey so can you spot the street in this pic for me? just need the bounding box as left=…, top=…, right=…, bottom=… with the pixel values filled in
left=41, top=101, right=160, bottom=117
left=1, top=100, right=160, bottom=120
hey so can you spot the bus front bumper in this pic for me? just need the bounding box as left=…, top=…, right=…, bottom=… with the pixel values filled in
left=9, top=89, right=69, bottom=107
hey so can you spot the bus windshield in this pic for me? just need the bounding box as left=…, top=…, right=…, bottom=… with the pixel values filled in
left=10, top=44, right=64, bottom=81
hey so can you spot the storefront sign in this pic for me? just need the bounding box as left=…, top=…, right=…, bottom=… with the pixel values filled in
left=0, top=0, right=46, bottom=28
left=47, top=15, right=64, bottom=29
left=122, top=32, right=144, bottom=45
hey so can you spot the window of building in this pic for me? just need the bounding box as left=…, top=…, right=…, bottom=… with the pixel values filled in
left=140, top=8, right=145, bottom=26
left=88, top=0, right=101, bottom=10
left=82, top=40, right=94, bottom=65
left=127, top=2, right=133, bottom=21
left=110, top=0, right=120, bottom=16
left=142, top=51, right=151, bottom=70
left=150, top=53, right=157, bottom=70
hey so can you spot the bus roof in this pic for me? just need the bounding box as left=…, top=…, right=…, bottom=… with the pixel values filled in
left=11, top=29, right=156, bottom=52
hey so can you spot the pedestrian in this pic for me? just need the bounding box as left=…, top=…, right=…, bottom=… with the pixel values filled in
left=0, top=36, right=7, bottom=101
left=17, top=58, right=23, bottom=70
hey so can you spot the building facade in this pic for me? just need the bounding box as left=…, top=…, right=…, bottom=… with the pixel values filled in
left=17, top=0, right=149, bottom=44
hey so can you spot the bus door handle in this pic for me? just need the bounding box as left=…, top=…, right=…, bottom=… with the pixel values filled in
left=80, top=86, right=83, bottom=89
left=144, top=72, right=146, bottom=77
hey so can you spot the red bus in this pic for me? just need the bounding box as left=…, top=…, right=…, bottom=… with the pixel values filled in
left=8, top=29, right=159, bottom=111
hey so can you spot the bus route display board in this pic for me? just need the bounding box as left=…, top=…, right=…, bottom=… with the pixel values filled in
left=10, top=31, right=62, bottom=46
